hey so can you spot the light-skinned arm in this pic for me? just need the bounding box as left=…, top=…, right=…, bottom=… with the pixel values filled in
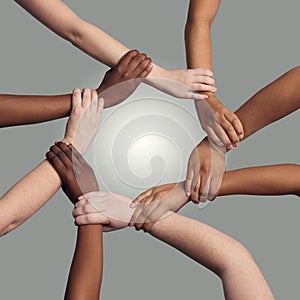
left=15, top=0, right=216, bottom=99
left=74, top=193, right=274, bottom=300
left=0, top=87, right=103, bottom=236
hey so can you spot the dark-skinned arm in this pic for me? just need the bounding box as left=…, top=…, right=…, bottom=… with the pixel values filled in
left=0, top=50, right=152, bottom=128
left=47, top=143, right=102, bottom=300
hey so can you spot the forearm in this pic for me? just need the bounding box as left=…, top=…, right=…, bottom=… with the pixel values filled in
left=65, top=225, right=103, bottom=300
left=16, top=0, right=164, bottom=79
left=235, top=66, right=300, bottom=140
left=0, top=94, right=71, bottom=127
left=0, top=160, right=61, bottom=236
left=185, top=0, right=221, bottom=118
left=185, top=0, right=219, bottom=70
left=218, top=164, right=300, bottom=197
left=150, top=213, right=274, bottom=300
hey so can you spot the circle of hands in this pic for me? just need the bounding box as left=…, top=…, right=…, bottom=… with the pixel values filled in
left=46, top=50, right=243, bottom=233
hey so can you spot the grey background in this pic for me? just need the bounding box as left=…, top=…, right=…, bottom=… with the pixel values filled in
left=0, top=0, right=299, bottom=299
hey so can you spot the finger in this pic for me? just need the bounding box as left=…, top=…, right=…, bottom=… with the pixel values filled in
left=220, top=117, right=240, bottom=148
left=72, top=203, right=98, bottom=218
left=193, top=75, right=215, bottom=86
left=142, top=204, right=169, bottom=231
left=134, top=201, right=160, bottom=231
left=135, top=189, right=171, bottom=231
left=130, top=194, right=155, bottom=227
left=185, top=167, right=194, bottom=196
left=68, top=144, right=85, bottom=165
left=102, top=225, right=113, bottom=232
left=190, top=182, right=200, bottom=204
left=191, top=168, right=199, bottom=196
left=49, top=144, right=72, bottom=168
left=117, top=49, right=140, bottom=67
left=138, top=61, right=153, bottom=78
left=134, top=57, right=152, bottom=77
left=129, top=198, right=151, bottom=227
left=189, top=92, right=208, bottom=100
left=82, top=88, right=92, bottom=109
left=124, top=53, right=148, bottom=76
left=142, top=220, right=156, bottom=233
left=192, top=83, right=217, bottom=93
left=199, top=171, right=210, bottom=202
left=208, top=176, right=221, bottom=202
left=205, top=127, right=223, bottom=148
left=72, top=88, right=81, bottom=108
left=90, top=89, right=98, bottom=112
left=78, top=191, right=106, bottom=202
left=46, top=151, right=66, bottom=173
left=97, top=97, right=104, bottom=113
left=225, top=113, right=244, bottom=141
left=75, top=213, right=109, bottom=226
left=56, top=141, right=73, bottom=161
left=131, top=189, right=153, bottom=207
left=75, top=198, right=89, bottom=208
left=194, top=68, right=214, bottom=77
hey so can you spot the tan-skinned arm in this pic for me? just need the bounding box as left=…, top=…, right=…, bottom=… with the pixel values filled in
left=186, top=65, right=300, bottom=201
left=219, top=164, right=300, bottom=197
left=130, top=162, right=300, bottom=232
left=185, top=0, right=243, bottom=150
left=185, top=0, right=221, bottom=70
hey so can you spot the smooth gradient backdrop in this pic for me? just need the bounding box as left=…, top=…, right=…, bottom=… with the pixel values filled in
left=1, top=0, right=299, bottom=299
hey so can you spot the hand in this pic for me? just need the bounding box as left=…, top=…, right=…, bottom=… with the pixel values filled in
left=46, top=142, right=99, bottom=204
left=145, top=67, right=216, bottom=100
left=185, top=137, right=225, bottom=204
left=73, top=191, right=134, bottom=232
left=129, top=182, right=188, bottom=233
left=64, top=88, right=104, bottom=154
left=97, top=49, right=152, bottom=107
left=197, top=94, right=244, bottom=150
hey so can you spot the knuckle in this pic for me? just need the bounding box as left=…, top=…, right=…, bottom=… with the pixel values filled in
left=201, top=164, right=211, bottom=175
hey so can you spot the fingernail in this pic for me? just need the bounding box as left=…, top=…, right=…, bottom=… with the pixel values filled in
left=186, top=192, right=191, bottom=197
left=239, top=134, right=244, bottom=140
left=234, top=142, right=239, bottom=147
left=228, top=145, right=233, bottom=150
left=130, top=203, right=136, bottom=208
